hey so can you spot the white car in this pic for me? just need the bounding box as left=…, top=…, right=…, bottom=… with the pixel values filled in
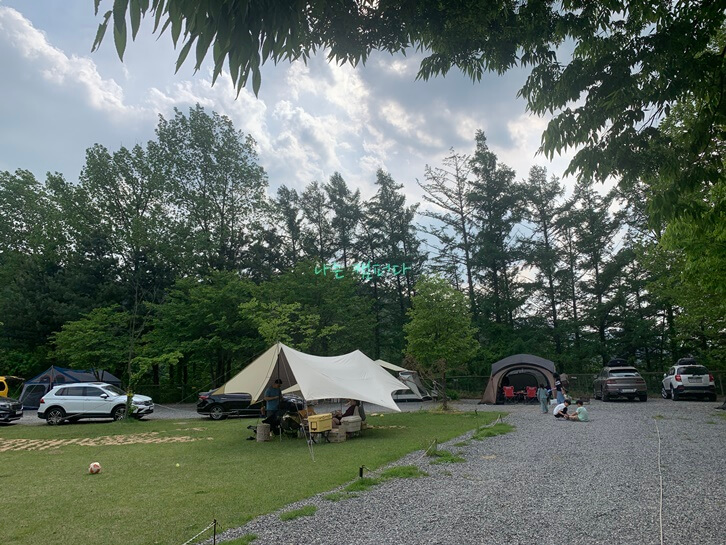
left=38, top=382, right=154, bottom=425
left=661, top=360, right=717, bottom=401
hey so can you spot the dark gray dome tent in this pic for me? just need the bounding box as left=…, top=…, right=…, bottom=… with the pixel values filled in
left=19, top=366, right=122, bottom=409
left=480, top=354, right=556, bottom=404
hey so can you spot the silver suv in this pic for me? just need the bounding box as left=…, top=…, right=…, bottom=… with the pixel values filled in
left=38, top=382, right=153, bottom=425
left=662, top=359, right=716, bottom=401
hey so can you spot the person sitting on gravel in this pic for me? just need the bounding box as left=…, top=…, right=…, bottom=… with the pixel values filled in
left=553, top=399, right=570, bottom=418
left=565, top=400, right=589, bottom=422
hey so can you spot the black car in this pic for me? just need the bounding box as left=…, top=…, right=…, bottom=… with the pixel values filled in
left=197, top=391, right=306, bottom=420
left=197, top=392, right=263, bottom=420
left=0, top=396, right=23, bottom=424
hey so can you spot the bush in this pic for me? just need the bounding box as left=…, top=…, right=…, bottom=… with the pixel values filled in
left=445, top=389, right=460, bottom=400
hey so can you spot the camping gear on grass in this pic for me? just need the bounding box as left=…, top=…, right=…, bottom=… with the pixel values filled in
left=328, top=428, right=346, bottom=443
left=341, top=415, right=362, bottom=434
left=256, top=423, right=271, bottom=442
left=309, top=413, right=332, bottom=432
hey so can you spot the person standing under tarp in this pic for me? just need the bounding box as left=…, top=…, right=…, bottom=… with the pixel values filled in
left=263, top=379, right=283, bottom=435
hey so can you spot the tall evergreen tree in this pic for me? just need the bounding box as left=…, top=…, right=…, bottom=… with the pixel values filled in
left=272, top=185, right=304, bottom=269
left=300, top=180, right=333, bottom=264
left=468, top=131, right=525, bottom=327
left=520, top=166, right=565, bottom=354
left=325, top=172, right=361, bottom=268
left=569, top=182, right=623, bottom=365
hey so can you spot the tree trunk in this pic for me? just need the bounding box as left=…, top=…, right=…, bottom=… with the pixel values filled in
left=441, top=363, right=448, bottom=411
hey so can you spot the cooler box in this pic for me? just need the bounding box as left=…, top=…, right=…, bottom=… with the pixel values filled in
left=341, top=415, right=362, bottom=433
left=309, top=413, right=332, bottom=432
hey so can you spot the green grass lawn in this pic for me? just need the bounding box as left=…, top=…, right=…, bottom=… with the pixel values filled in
left=0, top=411, right=501, bottom=545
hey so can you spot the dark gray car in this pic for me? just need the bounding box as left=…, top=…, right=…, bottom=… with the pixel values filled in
left=0, top=396, right=24, bottom=423
left=594, top=366, right=648, bottom=402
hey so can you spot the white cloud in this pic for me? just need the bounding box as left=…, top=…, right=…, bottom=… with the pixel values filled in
left=379, top=99, right=443, bottom=149
left=376, top=57, right=417, bottom=76
left=0, top=2, right=582, bottom=213
left=0, top=6, right=138, bottom=119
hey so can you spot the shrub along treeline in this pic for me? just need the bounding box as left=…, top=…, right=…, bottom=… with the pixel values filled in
left=1, top=105, right=722, bottom=399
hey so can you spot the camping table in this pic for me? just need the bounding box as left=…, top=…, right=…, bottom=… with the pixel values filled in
left=309, top=431, right=330, bottom=444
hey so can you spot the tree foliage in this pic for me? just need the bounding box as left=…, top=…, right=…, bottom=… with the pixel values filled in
left=3, top=102, right=723, bottom=400
left=93, top=1, right=725, bottom=207
left=404, top=275, right=478, bottom=409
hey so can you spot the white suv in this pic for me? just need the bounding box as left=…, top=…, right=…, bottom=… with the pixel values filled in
left=38, top=382, right=154, bottom=425
left=661, top=360, right=717, bottom=401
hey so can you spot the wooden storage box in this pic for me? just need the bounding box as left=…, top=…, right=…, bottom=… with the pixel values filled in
left=308, top=412, right=332, bottom=432
left=328, top=428, right=346, bottom=443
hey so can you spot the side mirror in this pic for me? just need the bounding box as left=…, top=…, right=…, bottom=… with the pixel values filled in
left=100, top=393, right=109, bottom=399
left=662, top=373, right=666, bottom=378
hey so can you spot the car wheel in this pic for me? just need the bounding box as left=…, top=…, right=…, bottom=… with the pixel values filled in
left=707, top=394, right=717, bottom=402
left=112, top=405, right=127, bottom=421
left=639, top=395, right=647, bottom=402
left=661, top=386, right=670, bottom=399
left=671, top=387, right=679, bottom=401
left=46, top=407, right=66, bottom=425
left=601, top=388, right=609, bottom=402
left=209, top=405, right=227, bottom=421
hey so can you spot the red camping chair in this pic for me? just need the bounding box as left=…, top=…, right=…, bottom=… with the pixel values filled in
left=502, top=386, right=516, bottom=403
left=525, top=386, right=537, bottom=403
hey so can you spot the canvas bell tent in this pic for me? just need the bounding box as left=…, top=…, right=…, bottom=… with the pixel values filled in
left=19, top=366, right=122, bottom=409
left=480, top=354, right=556, bottom=404
left=214, top=343, right=407, bottom=411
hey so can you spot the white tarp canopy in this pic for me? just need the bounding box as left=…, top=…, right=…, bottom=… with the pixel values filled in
left=213, top=343, right=406, bottom=411
left=283, top=358, right=411, bottom=395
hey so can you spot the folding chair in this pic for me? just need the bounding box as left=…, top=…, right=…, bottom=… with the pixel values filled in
left=525, top=386, right=538, bottom=403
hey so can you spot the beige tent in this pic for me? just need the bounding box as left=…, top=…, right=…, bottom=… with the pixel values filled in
left=214, top=343, right=406, bottom=411
left=480, top=354, right=556, bottom=404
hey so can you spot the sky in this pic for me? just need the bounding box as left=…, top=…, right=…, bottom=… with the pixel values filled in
left=0, top=1, right=579, bottom=207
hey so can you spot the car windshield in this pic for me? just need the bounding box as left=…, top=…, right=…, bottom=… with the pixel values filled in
left=609, top=369, right=640, bottom=377
left=679, top=366, right=707, bottom=375
left=103, top=385, right=126, bottom=396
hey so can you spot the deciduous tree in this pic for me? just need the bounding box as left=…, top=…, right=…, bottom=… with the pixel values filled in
left=404, top=276, right=478, bottom=410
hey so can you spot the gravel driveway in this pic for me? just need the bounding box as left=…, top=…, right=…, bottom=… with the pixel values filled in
left=209, top=398, right=725, bottom=545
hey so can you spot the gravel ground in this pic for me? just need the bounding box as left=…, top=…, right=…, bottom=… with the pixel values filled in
left=205, top=398, right=725, bottom=545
